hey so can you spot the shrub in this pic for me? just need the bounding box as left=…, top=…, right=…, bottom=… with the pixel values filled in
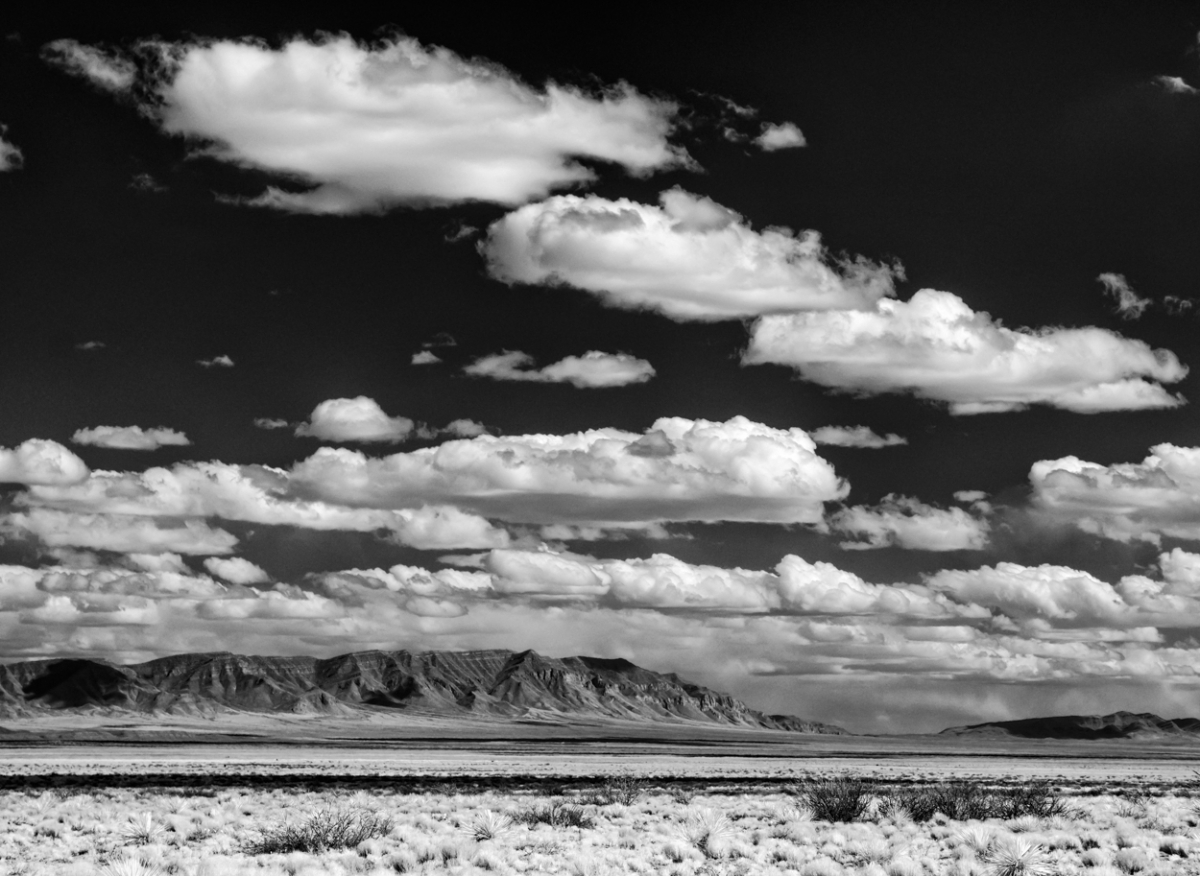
left=585, top=774, right=646, bottom=806
left=514, top=801, right=594, bottom=829
left=883, top=781, right=1068, bottom=823
left=244, top=807, right=394, bottom=854
left=1114, top=847, right=1151, bottom=874
left=796, top=776, right=878, bottom=823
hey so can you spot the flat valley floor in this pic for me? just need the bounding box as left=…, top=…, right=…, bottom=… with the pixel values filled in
left=4, top=721, right=1200, bottom=875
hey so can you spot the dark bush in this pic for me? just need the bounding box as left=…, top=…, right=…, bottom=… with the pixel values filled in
left=514, top=801, right=594, bottom=829
left=884, top=781, right=1069, bottom=822
left=579, top=775, right=647, bottom=806
left=244, top=807, right=393, bottom=854
left=796, top=776, right=878, bottom=822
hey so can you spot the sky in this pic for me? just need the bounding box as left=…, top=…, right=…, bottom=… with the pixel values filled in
left=1, top=3, right=1200, bottom=733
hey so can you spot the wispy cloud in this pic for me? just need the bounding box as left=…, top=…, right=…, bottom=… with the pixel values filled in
left=1098, top=272, right=1151, bottom=319
left=810, top=425, right=906, bottom=449
left=71, top=425, right=190, bottom=451
left=0, top=124, right=23, bottom=172
left=197, top=355, right=234, bottom=368
left=42, top=39, right=136, bottom=92
left=464, top=350, right=655, bottom=388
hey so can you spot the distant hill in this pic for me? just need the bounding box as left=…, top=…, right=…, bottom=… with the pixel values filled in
left=0, top=648, right=845, bottom=734
left=941, top=710, right=1200, bottom=740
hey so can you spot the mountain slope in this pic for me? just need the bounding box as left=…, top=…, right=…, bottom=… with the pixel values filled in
left=0, top=649, right=845, bottom=733
left=940, top=710, right=1200, bottom=739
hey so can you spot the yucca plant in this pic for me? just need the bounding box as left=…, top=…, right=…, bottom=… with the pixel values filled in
left=121, top=814, right=164, bottom=846
left=466, top=809, right=513, bottom=841
left=983, top=837, right=1054, bottom=876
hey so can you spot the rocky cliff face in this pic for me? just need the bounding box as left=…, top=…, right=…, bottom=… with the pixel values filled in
left=940, top=710, right=1200, bottom=739
left=0, top=648, right=846, bottom=733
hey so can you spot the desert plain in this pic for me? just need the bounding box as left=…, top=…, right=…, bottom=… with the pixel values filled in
left=4, top=717, right=1200, bottom=876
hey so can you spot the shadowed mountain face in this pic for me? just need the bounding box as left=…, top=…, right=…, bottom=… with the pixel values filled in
left=941, top=711, right=1200, bottom=740
left=0, top=649, right=845, bottom=733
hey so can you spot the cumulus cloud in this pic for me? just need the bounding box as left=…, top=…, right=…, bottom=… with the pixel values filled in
left=830, top=495, right=990, bottom=551
left=19, top=460, right=510, bottom=551
left=411, top=351, right=442, bottom=365
left=0, top=125, right=23, bottom=172
left=926, top=554, right=1200, bottom=629
left=203, top=556, right=270, bottom=585
left=1029, top=444, right=1200, bottom=543
left=482, top=189, right=900, bottom=321
left=71, top=426, right=191, bottom=451
left=42, top=40, right=137, bottom=92
left=0, top=439, right=89, bottom=486
left=810, top=426, right=906, bottom=449
left=253, top=418, right=289, bottom=430
left=295, top=397, right=415, bottom=444
left=197, top=355, right=234, bottom=368
left=745, top=288, right=1188, bottom=414
left=289, top=415, right=847, bottom=525
left=755, top=121, right=806, bottom=151
left=1098, top=272, right=1151, bottom=320
left=436, top=419, right=488, bottom=438
left=464, top=350, right=655, bottom=388
left=80, top=34, right=686, bottom=213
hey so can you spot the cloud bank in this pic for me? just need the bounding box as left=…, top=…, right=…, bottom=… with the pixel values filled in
left=71, top=426, right=191, bottom=451
left=745, top=289, right=1187, bottom=414
left=290, top=416, right=847, bottom=525
left=482, top=189, right=899, bottom=321
left=464, top=350, right=655, bottom=388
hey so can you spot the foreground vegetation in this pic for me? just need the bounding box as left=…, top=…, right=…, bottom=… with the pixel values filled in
left=3, top=776, right=1200, bottom=875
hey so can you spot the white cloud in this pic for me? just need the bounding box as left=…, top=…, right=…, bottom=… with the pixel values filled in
left=438, top=419, right=488, bottom=438
left=197, top=355, right=234, bottom=368
left=295, top=396, right=415, bottom=444
left=253, top=418, right=289, bottom=430
left=1155, top=75, right=1198, bottom=95
left=75, top=341, right=106, bottom=351
left=755, top=121, right=806, bottom=151
left=3, top=508, right=238, bottom=555
left=830, top=495, right=990, bottom=551
left=411, top=351, right=442, bottom=365
left=203, top=556, right=270, bottom=585
left=1029, top=445, right=1200, bottom=543
left=71, top=426, right=191, bottom=451
left=953, top=490, right=989, bottom=504
left=122, top=35, right=686, bottom=213
left=745, top=288, right=1187, bottom=414
left=42, top=40, right=137, bottom=92
left=482, top=189, right=899, bottom=321
left=289, top=416, right=847, bottom=525
left=464, top=350, right=655, bottom=388
left=21, top=461, right=510, bottom=551
left=0, top=439, right=89, bottom=486
left=810, top=426, right=906, bottom=449
left=0, top=124, right=23, bottom=172
left=1098, top=272, right=1150, bottom=320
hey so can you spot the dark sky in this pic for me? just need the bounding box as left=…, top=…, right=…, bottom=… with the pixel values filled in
left=1, top=2, right=1199, bottom=732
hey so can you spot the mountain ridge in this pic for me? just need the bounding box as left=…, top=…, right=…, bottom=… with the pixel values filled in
left=0, top=648, right=846, bottom=734
left=940, top=710, right=1200, bottom=739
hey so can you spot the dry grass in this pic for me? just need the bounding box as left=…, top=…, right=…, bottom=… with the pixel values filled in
left=2, top=775, right=1200, bottom=875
